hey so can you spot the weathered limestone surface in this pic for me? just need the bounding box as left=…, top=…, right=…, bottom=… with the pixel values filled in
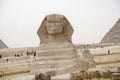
left=90, top=46, right=120, bottom=72
left=31, top=43, right=79, bottom=75
left=111, top=73, right=120, bottom=80
left=0, top=14, right=96, bottom=80
left=35, top=73, right=51, bottom=80
left=37, top=14, right=73, bottom=45
left=70, top=68, right=111, bottom=80
left=31, top=14, right=95, bottom=76
left=0, top=45, right=120, bottom=80
left=0, top=56, right=32, bottom=77
left=101, top=19, right=120, bottom=43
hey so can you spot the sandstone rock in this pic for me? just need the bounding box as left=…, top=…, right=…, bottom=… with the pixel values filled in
left=111, top=73, right=120, bottom=80
left=82, top=49, right=96, bottom=68
left=70, top=68, right=111, bottom=80
left=35, top=73, right=51, bottom=80
left=46, top=71, right=56, bottom=77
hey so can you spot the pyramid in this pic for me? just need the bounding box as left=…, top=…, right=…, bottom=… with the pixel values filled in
left=0, top=39, right=8, bottom=49
left=101, top=18, right=120, bottom=43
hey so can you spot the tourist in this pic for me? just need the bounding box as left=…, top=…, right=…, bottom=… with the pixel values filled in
left=84, top=46, right=86, bottom=48
left=21, top=53, right=23, bottom=56
left=14, top=54, right=16, bottom=57
left=34, top=51, right=36, bottom=57
left=26, top=51, right=29, bottom=56
left=32, top=50, right=34, bottom=54
left=108, top=50, right=110, bottom=54
left=6, top=58, right=9, bottom=61
left=0, top=54, right=2, bottom=59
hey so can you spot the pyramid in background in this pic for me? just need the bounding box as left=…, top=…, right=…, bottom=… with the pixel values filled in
left=101, top=18, right=120, bottom=43
left=0, top=39, right=8, bottom=49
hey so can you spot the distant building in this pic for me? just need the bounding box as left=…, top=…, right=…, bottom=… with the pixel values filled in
left=0, top=39, right=8, bottom=49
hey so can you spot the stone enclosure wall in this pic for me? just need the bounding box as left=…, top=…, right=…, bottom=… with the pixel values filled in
left=0, top=56, right=32, bottom=77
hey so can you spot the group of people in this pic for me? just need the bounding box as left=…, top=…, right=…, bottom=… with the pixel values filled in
left=14, top=53, right=23, bottom=57
left=26, top=50, right=36, bottom=57
left=13, top=50, right=37, bottom=58
left=0, top=50, right=37, bottom=63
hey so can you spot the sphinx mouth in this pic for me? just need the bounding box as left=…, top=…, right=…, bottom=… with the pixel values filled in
left=48, top=29, right=62, bottom=35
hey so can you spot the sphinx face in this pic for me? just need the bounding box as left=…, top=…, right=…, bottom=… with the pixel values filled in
left=46, top=20, right=64, bottom=35
left=37, top=14, right=74, bottom=44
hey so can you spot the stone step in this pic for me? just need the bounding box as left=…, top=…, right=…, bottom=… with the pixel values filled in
left=36, top=43, right=74, bottom=50
left=36, top=48, right=76, bottom=56
left=31, top=65, right=75, bottom=75
left=0, top=63, right=31, bottom=77
left=31, top=68, right=64, bottom=72
left=3, top=75, right=35, bottom=80
left=0, top=56, right=31, bottom=65
left=51, top=73, right=70, bottom=80
left=31, top=60, right=76, bottom=69
left=35, top=59, right=76, bottom=64
left=35, top=55, right=76, bottom=61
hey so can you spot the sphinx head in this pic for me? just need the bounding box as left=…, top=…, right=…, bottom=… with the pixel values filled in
left=45, top=14, right=64, bottom=35
left=37, top=14, right=74, bottom=44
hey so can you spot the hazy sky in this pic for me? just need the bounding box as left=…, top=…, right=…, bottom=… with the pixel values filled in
left=0, top=0, right=120, bottom=48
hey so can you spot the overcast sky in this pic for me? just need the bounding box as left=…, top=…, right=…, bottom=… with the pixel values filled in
left=0, top=0, right=120, bottom=48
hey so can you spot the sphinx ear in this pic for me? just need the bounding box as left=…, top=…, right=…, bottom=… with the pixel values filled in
left=37, top=16, right=48, bottom=44
left=63, top=17, right=74, bottom=42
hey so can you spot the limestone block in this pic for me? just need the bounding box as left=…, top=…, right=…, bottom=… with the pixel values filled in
left=70, top=68, right=112, bottom=80
left=111, top=73, right=120, bottom=80
left=0, top=56, right=31, bottom=77
left=35, top=73, right=51, bottom=80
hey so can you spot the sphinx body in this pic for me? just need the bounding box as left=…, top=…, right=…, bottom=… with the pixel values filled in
left=35, top=14, right=95, bottom=75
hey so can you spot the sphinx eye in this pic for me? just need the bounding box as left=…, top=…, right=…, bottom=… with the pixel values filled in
left=46, top=22, right=52, bottom=26
left=48, top=21, right=51, bottom=23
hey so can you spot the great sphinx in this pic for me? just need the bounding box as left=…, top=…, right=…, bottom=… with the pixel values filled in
left=37, top=14, right=74, bottom=45
left=36, top=14, right=95, bottom=75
